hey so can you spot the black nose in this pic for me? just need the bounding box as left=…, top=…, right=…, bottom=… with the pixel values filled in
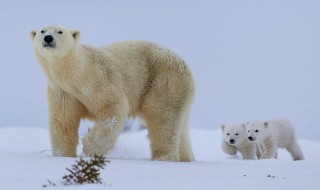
left=248, top=136, right=253, bottom=141
left=230, top=139, right=235, bottom=144
left=44, top=35, right=54, bottom=43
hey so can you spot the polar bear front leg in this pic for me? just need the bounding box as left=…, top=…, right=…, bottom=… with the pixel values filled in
left=258, top=143, right=265, bottom=157
left=241, top=144, right=257, bottom=160
left=47, top=87, right=83, bottom=157
left=260, top=139, right=277, bottom=159
left=221, top=140, right=237, bottom=155
left=82, top=104, right=128, bottom=156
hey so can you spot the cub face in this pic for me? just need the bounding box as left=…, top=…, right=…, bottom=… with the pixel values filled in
left=30, top=26, right=80, bottom=59
left=221, top=124, right=246, bottom=146
left=247, top=121, right=270, bottom=142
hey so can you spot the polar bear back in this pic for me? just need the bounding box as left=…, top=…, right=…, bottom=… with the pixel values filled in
left=270, top=119, right=296, bottom=148
left=99, top=41, right=193, bottom=113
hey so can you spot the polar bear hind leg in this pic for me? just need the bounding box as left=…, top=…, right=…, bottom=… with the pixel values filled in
left=178, top=118, right=194, bottom=162
left=142, top=102, right=192, bottom=161
left=286, top=140, right=305, bottom=160
left=141, top=71, right=193, bottom=161
left=143, top=109, right=181, bottom=161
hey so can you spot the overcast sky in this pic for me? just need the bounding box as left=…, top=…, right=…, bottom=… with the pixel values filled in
left=0, top=0, right=319, bottom=141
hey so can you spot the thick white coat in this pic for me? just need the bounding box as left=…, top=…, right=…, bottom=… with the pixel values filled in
left=30, top=26, right=195, bottom=162
left=221, top=123, right=259, bottom=159
left=247, top=119, right=304, bottom=160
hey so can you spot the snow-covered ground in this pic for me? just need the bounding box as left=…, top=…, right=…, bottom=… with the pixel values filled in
left=0, top=127, right=319, bottom=190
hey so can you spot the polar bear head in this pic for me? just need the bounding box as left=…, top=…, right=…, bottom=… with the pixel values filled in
left=30, top=26, right=80, bottom=60
left=221, top=123, right=247, bottom=146
left=247, top=121, right=270, bottom=142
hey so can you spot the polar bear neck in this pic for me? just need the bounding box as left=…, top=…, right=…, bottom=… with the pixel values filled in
left=35, top=46, right=84, bottom=88
left=49, top=46, right=78, bottom=64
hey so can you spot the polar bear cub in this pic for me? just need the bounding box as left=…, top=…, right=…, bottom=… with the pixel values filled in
left=30, top=26, right=195, bottom=162
left=221, top=123, right=260, bottom=159
left=247, top=119, right=304, bottom=161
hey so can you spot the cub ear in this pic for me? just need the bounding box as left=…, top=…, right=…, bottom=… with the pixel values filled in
left=71, top=30, right=80, bottom=42
left=264, top=122, right=269, bottom=128
left=221, top=125, right=225, bottom=131
left=30, top=30, right=37, bottom=40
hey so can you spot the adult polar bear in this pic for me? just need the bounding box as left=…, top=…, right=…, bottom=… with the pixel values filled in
left=30, top=26, right=195, bottom=162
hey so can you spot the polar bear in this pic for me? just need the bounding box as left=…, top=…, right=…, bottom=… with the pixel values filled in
left=247, top=119, right=304, bottom=161
left=221, top=123, right=259, bottom=159
left=29, top=26, right=195, bottom=162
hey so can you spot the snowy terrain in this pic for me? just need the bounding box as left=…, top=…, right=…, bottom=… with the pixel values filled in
left=0, top=127, right=319, bottom=190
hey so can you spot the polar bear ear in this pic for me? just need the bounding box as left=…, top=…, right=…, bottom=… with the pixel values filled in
left=71, top=30, right=80, bottom=42
left=30, top=30, right=37, bottom=40
left=242, top=124, right=246, bottom=128
left=221, top=125, right=225, bottom=131
left=264, top=122, right=269, bottom=128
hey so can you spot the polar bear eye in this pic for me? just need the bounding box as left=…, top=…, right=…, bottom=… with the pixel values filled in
left=255, top=130, right=259, bottom=133
left=227, top=133, right=230, bottom=136
left=58, top=31, right=63, bottom=34
left=41, top=30, right=45, bottom=34
left=235, top=133, right=239, bottom=136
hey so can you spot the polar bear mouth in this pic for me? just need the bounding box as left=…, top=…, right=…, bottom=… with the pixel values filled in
left=42, top=42, right=56, bottom=49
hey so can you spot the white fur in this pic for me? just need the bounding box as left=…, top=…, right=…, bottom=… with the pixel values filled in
left=247, top=119, right=304, bottom=161
left=44, top=31, right=52, bottom=36
left=30, top=26, right=195, bottom=161
left=221, top=123, right=259, bottom=160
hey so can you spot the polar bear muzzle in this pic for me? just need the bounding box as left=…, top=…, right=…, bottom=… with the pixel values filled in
left=42, top=35, right=56, bottom=48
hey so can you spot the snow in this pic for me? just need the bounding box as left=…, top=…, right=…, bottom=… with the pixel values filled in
left=0, top=127, right=319, bottom=190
